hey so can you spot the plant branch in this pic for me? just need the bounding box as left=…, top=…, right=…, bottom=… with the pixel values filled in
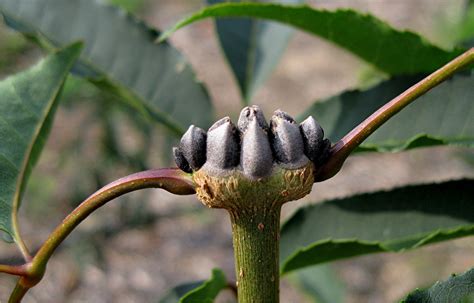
left=8, top=281, right=29, bottom=303
left=32, top=168, right=194, bottom=274
left=0, top=264, right=28, bottom=277
left=8, top=168, right=195, bottom=302
left=230, top=207, right=281, bottom=303
left=314, top=47, right=474, bottom=182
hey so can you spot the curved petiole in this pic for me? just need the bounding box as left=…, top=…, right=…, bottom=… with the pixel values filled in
left=8, top=168, right=195, bottom=302
left=314, top=47, right=474, bottom=182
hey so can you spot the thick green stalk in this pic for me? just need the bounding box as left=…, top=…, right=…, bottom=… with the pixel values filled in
left=193, top=164, right=314, bottom=303
left=229, top=206, right=281, bottom=303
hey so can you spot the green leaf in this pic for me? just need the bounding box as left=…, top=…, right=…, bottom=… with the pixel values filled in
left=160, top=269, right=228, bottom=303
left=0, top=0, right=214, bottom=136
left=160, top=2, right=463, bottom=75
left=300, top=71, right=474, bottom=152
left=107, top=0, right=144, bottom=12
left=402, top=268, right=474, bottom=303
left=459, top=0, right=474, bottom=43
left=208, top=0, right=302, bottom=103
left=159, top=281, right=205, bottom=303
left=280, top=179, right=474, bottom=274
left=291, top=265, right=345, bottom=303
left=0, top=43, right=82, bottom=242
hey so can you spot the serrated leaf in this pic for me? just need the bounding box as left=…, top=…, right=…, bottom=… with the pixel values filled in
left=0, top=43, right=81, bottom=241
left=208, top=0, right=302, bottom=103
left=300, top=71, right=474, bottom=152
left=402, top=268, right=474, bottom=303
left=0, top=0, right=214, bottom=136
left=160, top=3, right=463, bottom=75
left=159, top=269, right=228, bottom=303
left=291, top=265, right=345, bottom=303
left=280, top=179, right=474, bottom=274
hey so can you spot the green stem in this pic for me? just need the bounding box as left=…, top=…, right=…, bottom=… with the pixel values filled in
left=229, top=206, right=281, bottom=303
left=315, top=47, right=474, bottom=181
left=8, top=280, right=29, bottom=303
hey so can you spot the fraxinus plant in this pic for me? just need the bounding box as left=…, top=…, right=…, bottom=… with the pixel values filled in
left=0, top=0, right=473, bottom=302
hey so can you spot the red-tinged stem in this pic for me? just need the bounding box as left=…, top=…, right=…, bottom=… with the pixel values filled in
left=0, top=264, right=28, bottom=277
left=314, top=47, right=474, bottom=182
left=8, top=168, right=195, bottom=301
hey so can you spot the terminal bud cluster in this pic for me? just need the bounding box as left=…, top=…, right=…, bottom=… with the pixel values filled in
left=173, top=106, right=331, bottom=209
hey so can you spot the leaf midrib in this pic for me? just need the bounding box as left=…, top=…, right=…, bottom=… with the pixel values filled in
left=0, top=7, right=186, bottom=136
left=10, top=62, right=67, bottom=243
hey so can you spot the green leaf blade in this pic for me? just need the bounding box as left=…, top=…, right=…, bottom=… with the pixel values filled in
left=159, top=281, right=205, bottom=303
left=280, top=179, right=474, bottom=274
left=0, top=0, right=214, bottom=135
left=0, top=43, right=82, bottom=242
left=300, top=71, right=474, bottom=152
left=292, top=265, right=345, bottom=303
left=208, top=0, right=302, bottom=103
left=402, top=268, right=474, bottom=303
left=159, top=269, right=228, bottom=303
left=160, top=3, right=462, bottom=75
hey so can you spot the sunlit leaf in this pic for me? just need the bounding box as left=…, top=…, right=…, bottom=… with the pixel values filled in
left=208, top=0, right=302, bottom=103
left=160, top=2, right=462, bottom=75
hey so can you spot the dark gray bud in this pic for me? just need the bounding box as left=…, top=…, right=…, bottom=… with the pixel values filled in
left=206, top=117, right=240, bottom=169
left=173, top=147, right=192, bottom=173
left=300, top=116, right=325, bottom=163
left=314, top=138, right=332, bottom=167
left=241, top=119, right=273, bottom=179
left=238, top=105, right=269, bottom=133
left=270, top=111, right=307, bottom=168
left=179, top=125, right=207, bottom=170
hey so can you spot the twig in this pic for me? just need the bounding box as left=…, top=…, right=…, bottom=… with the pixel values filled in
left=8, top=168, right=195, bottom=301
left=314, top=48, right=474, bottom=181
left=8, top=281, right=29, bottom=303
left=0, top=264, right=28, bottom=276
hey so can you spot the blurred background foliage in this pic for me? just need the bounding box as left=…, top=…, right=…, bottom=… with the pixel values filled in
left=0, top=0, right=473, bottom=302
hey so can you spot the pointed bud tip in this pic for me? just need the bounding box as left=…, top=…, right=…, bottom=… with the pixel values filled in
left=300, top=116, right=328, bottom=164
left=273, top=110, right=295, bottom=123
left=241, top=118, right=273, bottom=178
left=300, top=116, right=323, bottom=134
left=180, top=125, right=207, bottom=170
left=208, top=116, right=232, bottom=132
left=206, top=116, right=240, bottom=169
left=270, top=114, right=307, bottom=167
left=238, top=105, right=269, bottom=132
